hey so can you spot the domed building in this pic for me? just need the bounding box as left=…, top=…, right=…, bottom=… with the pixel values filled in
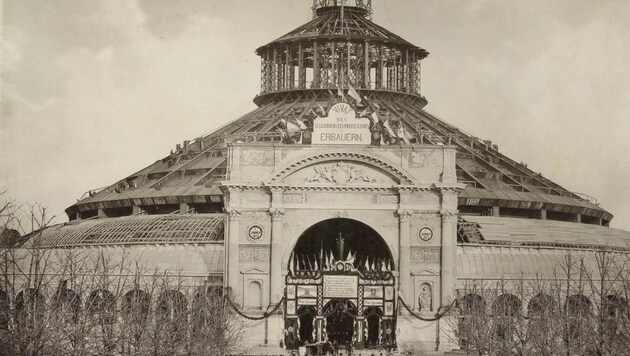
left=18, top=0, right=630, bottom=354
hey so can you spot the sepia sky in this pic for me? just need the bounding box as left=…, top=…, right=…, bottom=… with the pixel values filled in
left=2, top=0, right=630, bottom=230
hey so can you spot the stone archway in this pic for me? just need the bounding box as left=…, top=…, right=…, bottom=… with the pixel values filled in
left=284, top=218, right=397, bottom=351
left=289, top=218, right=395, bottom=272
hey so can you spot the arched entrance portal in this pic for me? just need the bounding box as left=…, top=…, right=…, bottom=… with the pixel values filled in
left=284, top=218, right=397, bottom=352
left=290, top=218, right=394, bottom=272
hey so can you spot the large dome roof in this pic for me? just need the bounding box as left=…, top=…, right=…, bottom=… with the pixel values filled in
left=65, top=1, right=611, bottom=227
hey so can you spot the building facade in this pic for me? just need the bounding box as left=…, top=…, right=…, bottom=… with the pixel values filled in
left=15, top=1, right=630, bottom=354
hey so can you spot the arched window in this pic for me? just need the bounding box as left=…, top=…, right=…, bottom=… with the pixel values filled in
left=87, top=289, right=116, bottom=324
left=122, top=289, right=150, bottom=325
left=566, top=294, right=591, bottom=318
left=52, top=281, right=82, bottom=323
left=156, top=290, right=188, bottom=345
left=527, top=294, right=558, bottom=348
left=604, top=295, right=627, bottom=320
left=528, top=294, right=557, bottom=318
left=16, top=288, right=46, bottom=323
left=191, top=286, right=226, bottom=338
left=565, top=294, right=592, bottom=349
left=157, top=290, right=187, bottom=323
left=245, top=281, right=262, bottom=310
left=603, top=295, right=627, bottom=348
left=492, top=294, right=521, bottom=342
left=458, top=293, right=486, bottom=349
left=0, top=288, right=9, bottom=329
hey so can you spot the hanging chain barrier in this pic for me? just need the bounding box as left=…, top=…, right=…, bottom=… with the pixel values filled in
left=398, top=296, right=458, bottom=322
left=225, top=295, right=285, bottom=321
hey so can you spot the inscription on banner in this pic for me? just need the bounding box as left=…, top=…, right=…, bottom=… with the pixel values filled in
left=323, top=275, right=358, bottom=298
left=312, top=103, right=371, bottom=145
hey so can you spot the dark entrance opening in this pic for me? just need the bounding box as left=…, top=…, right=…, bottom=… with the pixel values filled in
left=324, top=299, right=357, bottom=347
left=285, top=218, right=396, bottom=351
left=291, top=218, right=394, bottom=271
left=365, top=307, right=383, bottom=347
left=297, top=306, right=316, bottom=345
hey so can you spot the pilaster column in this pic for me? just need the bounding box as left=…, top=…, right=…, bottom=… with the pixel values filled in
left=268, top=187, right=285, bottom=304
left=440, top=188, right=459, bottom=307
left=226, top=207, right=242, bottom=298
left=269, top=207, right=285, bottom=303
left=440, top=210, right=457, bottom=306
left=224, top=186, right=242, bottom=298
left=397, top=209, right=413, bottom=303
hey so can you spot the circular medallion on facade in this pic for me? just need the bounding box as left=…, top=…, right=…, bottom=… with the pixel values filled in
left=418, top=227, right=433, bottom=242
left=248, top=225, right=263, bottom=240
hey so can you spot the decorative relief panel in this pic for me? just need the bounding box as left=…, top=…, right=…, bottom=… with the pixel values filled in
left=240, top=211, right=270, bottom=221
left=377, top=194, right=398, bottom=204
left=414, top=212, right=440, bottom=223
left=283, top=194, right=304, bottom=203
left=304, top=162, right=377, bottom=184
left=240, top=247, right=271, bottom=262
left=307, top=192, right=376, bottom=205
left=327, top=210, right=350, bottom=218
left=411, top=247, right=441, bottom=263
left=409, top=151, right=439, bottom=168
left=411, top=192, right=440, bottom=205
left=241, top=150, right=274, bottom=166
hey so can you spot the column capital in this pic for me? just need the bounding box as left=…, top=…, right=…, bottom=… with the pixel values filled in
left=440, top=209, right=458, bottom=222
left=269, top=207, right=285, bottom=221
left=225, top=207, right=242, bottom=220
left=397, top=209, right=414, bottom=222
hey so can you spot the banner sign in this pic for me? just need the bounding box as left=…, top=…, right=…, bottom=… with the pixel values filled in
left=323, top=274, right=358, bottom=298
left=364, top=286, right=384, bottom=299
left=364, top=299, right=383, bottom=306
left=312, top=103, right=371, bottom=145
left=297, top=285, right=317, bottom=298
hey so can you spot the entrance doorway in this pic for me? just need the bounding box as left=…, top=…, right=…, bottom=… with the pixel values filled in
left=297, top=306, right=316, bottom=345
left=284, top=218, right=397, bottom=351
left=324, top=299, right=357, bottom=346
left=364, top=307, right=383, bottom=347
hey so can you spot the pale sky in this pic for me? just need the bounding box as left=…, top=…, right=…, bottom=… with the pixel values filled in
left=2, top=0, right=630, bottom=231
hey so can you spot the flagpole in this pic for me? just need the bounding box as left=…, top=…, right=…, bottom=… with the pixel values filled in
left=320, top=239, right=324, bottom=271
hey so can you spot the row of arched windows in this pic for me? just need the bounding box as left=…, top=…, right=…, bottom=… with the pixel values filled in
left=461, top=293, right=627, bottom=318
left=0, top=286, right=225, bottom=328
left=459, top=292, right=628, bottom=347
